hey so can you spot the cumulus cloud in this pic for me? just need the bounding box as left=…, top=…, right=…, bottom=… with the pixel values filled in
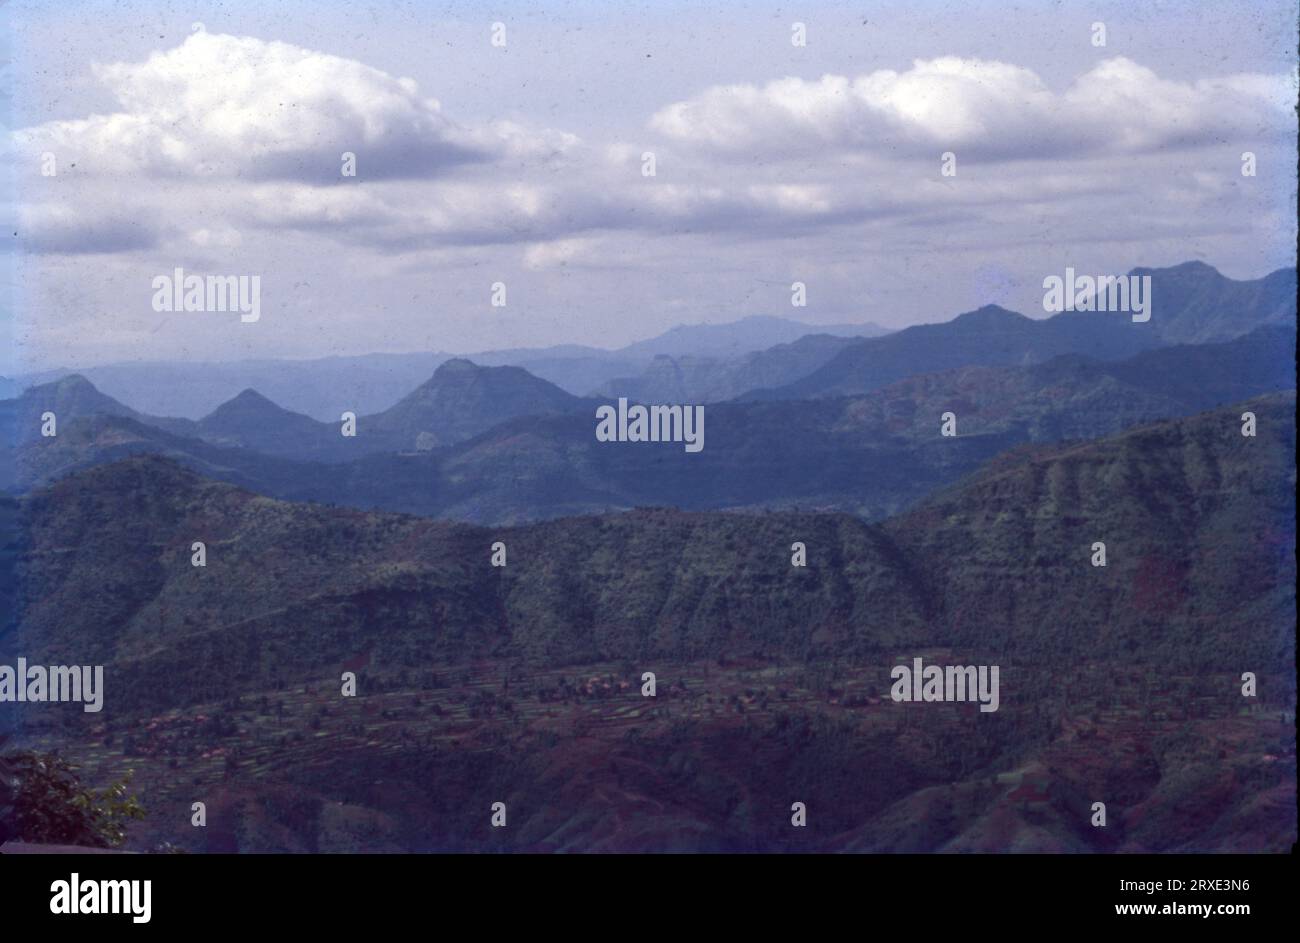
left=9, top=40, right=1293, bottom=261
left=12, top=31, right=569, bottom=181
left=650, top=57, right=1295, bottom=160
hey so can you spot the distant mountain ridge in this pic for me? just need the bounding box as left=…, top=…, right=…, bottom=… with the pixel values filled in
left=9, top=391, right=1291, bottom=694
left=747, top=262, right=1294, bottom=400
left=748, top=302, right=1155, bottom=400
left=1128, top=260, right=1296, bottom=344
left=13, top=315, right=888, bottom=419
left=616, top=315, right=888, bottom=359
left=1, top=359, right=596, bottom=463
left=8, top=326, right=1292, bottom=526
left=596, top=333, right=867, bottom=403
left=9, top=261, right=1286, bottom=419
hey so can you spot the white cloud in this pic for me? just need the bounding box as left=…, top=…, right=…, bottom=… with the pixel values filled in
left=8, top=41, right=1292, bottom=264
left=650, top=57, right=1294, bottom=160
left=11, top=31, right=569, bottom=181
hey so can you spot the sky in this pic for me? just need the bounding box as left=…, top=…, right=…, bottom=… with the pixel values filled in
left=2, top=0, right=1297, bottom=374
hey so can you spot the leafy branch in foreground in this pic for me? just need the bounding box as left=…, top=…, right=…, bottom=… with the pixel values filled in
left=0, top=749, right=144, bottom=848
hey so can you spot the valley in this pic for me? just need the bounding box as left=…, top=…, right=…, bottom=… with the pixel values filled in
left=1, top=391, right=1293, bottom=852
left=1, top=261, right=1293, bottom=855
left=11, top=656, right=1293, bottom=852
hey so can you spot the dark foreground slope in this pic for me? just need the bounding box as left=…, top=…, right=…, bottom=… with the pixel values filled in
left=2, top=394, right=1293, bottom=852
left=886, top=391, right=1296, bottom=667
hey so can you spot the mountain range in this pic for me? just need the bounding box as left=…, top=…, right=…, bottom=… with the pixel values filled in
left=747, top=264, right=1295, bottom=401
left=2, top=391, right=1292, bottom=852
left=1, top=358, right=596, bottom=463
left=0, top=256, right=1293, bottom=853
left=11, top=391, right=1289, bottom=680
left=6, top=324, right=1293, bottom=525
left=11, top=315, right=889, bottom=421
left=595, top=332, right=868, bottom=403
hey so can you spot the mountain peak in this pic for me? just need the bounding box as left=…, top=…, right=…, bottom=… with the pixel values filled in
left=370, top=360, right=582, bottom=446
left=219, top=388, right=280, bottom=409
left=232, top=387, right=275, bottom=404
left=26, top=373, right=102, bottom=399
left=1128, top=260, right=1221, bottom=278
left=418, top=359, right=553, bottom=392
left=433, top=357, right=481, bottom=376
left=952, top=304, right=1027, bottom=326
left=55, top=373, right=98, bottom=392
left=1121, top=260, right=1292, bottom=345
left=202, top=388, right=295, bottom=424
left=26, top=373, right=131, bottom=414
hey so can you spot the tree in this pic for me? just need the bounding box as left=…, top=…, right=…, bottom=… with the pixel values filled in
left=0, top=750, right=145, bottom=848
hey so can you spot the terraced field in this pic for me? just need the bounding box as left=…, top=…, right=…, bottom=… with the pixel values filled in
left=12, top=657, right=1293, bottom=853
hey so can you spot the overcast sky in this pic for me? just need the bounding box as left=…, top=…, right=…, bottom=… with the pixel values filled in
left=2, top=0, right=1296, bottom=374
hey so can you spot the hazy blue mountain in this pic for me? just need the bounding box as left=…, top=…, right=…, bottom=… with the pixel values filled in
left=371, top=327, right=1291, bottom=523
left=1096, top=323, right=1296, bottom=403
left=1138, top=261, right=1297, bottom=344
left=3, top=412, right=315, bottom=496
left=14, top=316, right=886, bottom=419
left=10, top=327, right=1288, bottom=525
left=809, top=325, right=1294, bottom=444
left=490, top=353, right=645, bottom=397
left=11, top=262, right=1282, bottom=418
left=192, top=389, right=347, bottom=461
left=0, top=375, right=360, bottom=465
left=748, top=304, right=1161, bottom=400
left=597, top=333, right=866, bottom=402
left=15, top=354, right=449, bottom=424
left=4, top=357, right=595, bottom=466
left=597, top=355, right=697, bottom=402
left=362, top=358, right=594, bottom=450
left=748, top=263, right=1293, bottom=401
left=617, top=315, right=888, bottom=359
left=180, top=358, right=593, bottom=457
left=0, top=374, right=152, bottom=446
